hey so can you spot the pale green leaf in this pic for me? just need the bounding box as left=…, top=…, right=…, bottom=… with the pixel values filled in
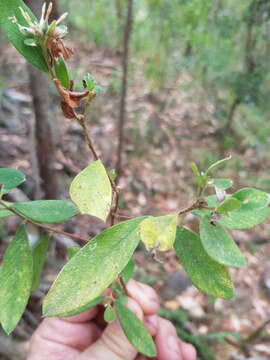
left=69, top=160, right=112, bottom=222
left=174, top=227, right=234, bottom=299
left=13, top=200, right=78, bottom=223
left=67, top=246, right=80, bottom=260
left=139, top=214, right=178, bottom=251
left=121, top=259, right=136, bottom=283
left=0, top=0, right=48, bottom=72
left=200, top=215, right=247, bottom=267
left=0, top=225, right=33, bottom=334
left=56, top=296, right=105, bottom=318
left=212, top=178, right=233, bottom=190
left=0, top=207, right=14, bottom=219
left=43, top=217, right=146, bottom=317
left=116, top=300, right=157, bottom=357
left=231, top=188, right=270, bottom=211
left=31, top=234, right=50, bottom=291
left=216, top=198, right=241, bottom=214
left=0, top=168, right=25, bottom=195
left=104, top=305, right=116, bottom=323
left=219, top=207, right=270, bottom=229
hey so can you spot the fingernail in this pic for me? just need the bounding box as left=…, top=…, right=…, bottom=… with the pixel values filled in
left=168, top=336, right=182, bottom=357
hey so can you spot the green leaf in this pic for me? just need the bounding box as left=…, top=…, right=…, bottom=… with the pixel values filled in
left=0, top=225, right=33, bottom=334
left=84, top=73, right=96, bottom=91
left=104, top=305, right=116, bottom=323
left=0, top=206, right=14, bottom=219
left=121, top=259, right=136, bottom=283
left=216, top=198, right=241, bottom=214
left=0, top=168, right=25, bottom=195
left=212, top=178, right=233, bottom=190
left=108, top=169, right=117, bottom=182
left=205, top=156, right=232, bottom=176
left=115, top=300, right=157, bottom=357
left=56, top=296, right=105, bottom=318
left=24, top=38, right=38, bottom=47
left=43, top=217, right=146, bottom=317
left=67, top=246, right=80, bottom=260
left=174, top=227, right=234, bottom=299
left=54, top=56, right=70, bottom=89
left=0, top=0, right=48, bottom=72
left=69, top=160, right=112, bottom=222
left=219, top=207, right=270, bottom=229
left=139, top=214, right=178, bottom=251
left=200, top=215, right=246, bottom=267
left=13, top=200, right=78, bottom=223
left=231, top=188, right=270, bottom=211
left=31, top=234, right=50, bottom=291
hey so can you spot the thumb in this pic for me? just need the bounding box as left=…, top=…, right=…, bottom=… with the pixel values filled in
left=78, top=298, right=143, bottom=360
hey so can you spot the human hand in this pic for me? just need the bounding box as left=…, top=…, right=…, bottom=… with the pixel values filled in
left=27, top=280, right=196, bottom=360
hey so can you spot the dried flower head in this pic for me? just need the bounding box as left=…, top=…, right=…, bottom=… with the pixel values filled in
left=11, top=2, right=72, bottom=64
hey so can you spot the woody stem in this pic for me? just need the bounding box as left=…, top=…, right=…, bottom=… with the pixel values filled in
left=0, top=200, right=89, bottom=243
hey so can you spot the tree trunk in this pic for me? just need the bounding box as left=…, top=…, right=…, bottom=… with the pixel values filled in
left=115, top=0, right=134, bottom=180
left=25, top=0, right=58, bottom=199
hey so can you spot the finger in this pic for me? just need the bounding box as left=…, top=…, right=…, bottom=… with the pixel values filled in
left=144, top=315, right=159, bottom=337
left=78, top=297, right=143, bottom=360
left=178, top=340, right=197, bottom=360
left=127, top=280, right=160, bottom=315
left=29, top=317, right=101, bottom=354
left=155, top=318, right=182, bottom=360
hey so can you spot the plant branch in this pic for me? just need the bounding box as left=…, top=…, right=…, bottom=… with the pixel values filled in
left=115, top=0, right=134, bottom=180
left=0, top=200, right=88, bottom=243
left=178, top=198, right=209, bottom=216
left=118, top=274, right=129, bottom=297
left=77, top=114, right=99, bottom=161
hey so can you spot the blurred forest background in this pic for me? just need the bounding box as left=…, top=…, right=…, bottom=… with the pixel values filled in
left=1, top=0, right=270, bottom=359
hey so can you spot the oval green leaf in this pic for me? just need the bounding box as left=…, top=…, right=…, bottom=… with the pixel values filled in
left=231, top=188, right=270, bottom=211
left=219, top=207, right=270, bottom=230
left=0, top=168, right=25, bottom=195
left=69, top=160, right=112, bottom=222
left=0, top=0, right=48, bottom=72
left=67, top=246, right=80, bottom=260
left=13, top=200, right=79, bottom=223
left=56, top=296, right=105, bottom=318
left=174, top=227, right=234, bottom=299
left=200, top=215, right=246, bottom=267
left=43, top=217, right=146, bottom=317
left=121, top=259, right=136, bottom=283
left=0, top=225, right=33, bottom=334
left=31, top=234, right=51, bottom=291
left=115, top=300, right=157, bottom=357
left=216, top=198, right=241, bottom=214
left=104, top=305, right=116, bottom=323
left=139, top=214, right=178, bottom=251
left=212, top=178, right=233, bottom=190
left=54, top=56, right=70, bottom=89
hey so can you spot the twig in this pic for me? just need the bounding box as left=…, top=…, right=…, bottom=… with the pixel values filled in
left=118, top=274, right=129, bottom=297
left=244, top=318, right=270, bottom=344
left=77, top=112, right=99, bottom=161
left=0, top=200, right=89, bottom=243
left=178, top=198, right=209, bottom=216
left=115, top=0, right=134, bottom=179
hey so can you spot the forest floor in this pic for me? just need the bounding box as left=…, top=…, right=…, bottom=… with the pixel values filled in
left=0, top=39, right=270, bottom=360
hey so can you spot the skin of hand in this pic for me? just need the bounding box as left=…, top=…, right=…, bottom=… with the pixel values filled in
left=27, top=280, right=197, bottom=360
